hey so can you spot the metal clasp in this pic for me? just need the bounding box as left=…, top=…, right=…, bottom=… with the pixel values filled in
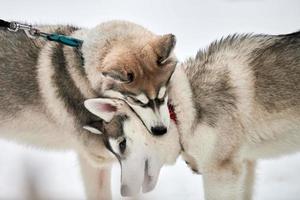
left=7, top=21, right=39, bottom=39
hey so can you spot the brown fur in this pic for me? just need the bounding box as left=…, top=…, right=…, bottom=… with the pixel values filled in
left=101, top=34, right=177, bottom=99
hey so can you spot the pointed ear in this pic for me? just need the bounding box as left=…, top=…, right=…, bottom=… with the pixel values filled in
left=152, top=34, right=176, bottom=65
left=83, top=125, right=103, bottom=135
left=84, top=98, right=119, bottom=122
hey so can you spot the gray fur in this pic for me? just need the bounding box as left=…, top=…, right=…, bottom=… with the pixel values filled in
left=0, top=26, right=100, bottom=127
left=168, top=31, right=300, bottom=200
left=251, top=31, right=300, bottom=112
left=184, top=58, right=237, bottom=127
left=184, top=31, right=300, bottom=127
left=50, top=44, right=97, bottom=127
left=0, top=29, right=41, bottom=116
left=0, top=22, right=180, bottom=199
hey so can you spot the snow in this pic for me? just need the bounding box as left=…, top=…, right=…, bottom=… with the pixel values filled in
left=0, top=0, right=299, bottom=199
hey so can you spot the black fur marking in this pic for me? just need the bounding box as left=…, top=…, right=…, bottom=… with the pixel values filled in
left=51, top=44, right=98, bottom=127
left=73, top=47, right=86, bottom=76
left=141, top=98, right=165, bottom=110
left=102, top=114, right=129, bottom=161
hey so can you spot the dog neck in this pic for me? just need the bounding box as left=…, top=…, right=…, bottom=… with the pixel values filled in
left=168, top=65, right=197, bottom=140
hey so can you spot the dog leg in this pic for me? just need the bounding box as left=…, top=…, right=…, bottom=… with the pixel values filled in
left=202, top=161, right=244, bottom=200
left=242, top=160, right=256, bottom=200
left=79, top=156, right=112, bottom=200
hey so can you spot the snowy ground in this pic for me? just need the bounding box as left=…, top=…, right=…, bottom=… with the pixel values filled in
left=0, top=0, right=300, bottom=199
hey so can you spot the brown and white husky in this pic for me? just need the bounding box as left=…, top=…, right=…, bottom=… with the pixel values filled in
left=92, top=31, right=300, bottom=199
left=82, top=21, right=178, bottom=136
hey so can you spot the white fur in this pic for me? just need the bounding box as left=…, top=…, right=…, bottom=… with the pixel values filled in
left=135, top=93, right=149, bottom=104
left=158, top=86, right=166, bottom=99
left=166, top=56, right=300, bottom=200
left=81, top=21, right=174, bottom=135
left=169, top=65, right=197, bottom=137
left=102, top=89, right=169, bottom=132
left=128, top=95, right=170, bottom=133
left=84, top=98, right=118, bottom=122
left=0, top=24, right=137, bottom=200
left=103, top=89, right=124, bottom=99
left=119, top=121, right=146, bottom=196
left=38, top=43, right=76, bottom=128
left=158, top=96, right=171, bottom=128
left=0, top=107, right=72, bottom=149
left=105, top=89, right=172, bottom=134
left=104, top=107, right=180, bottom=196
left=0, top=20, right=179, bottom=200
left=83, top=126, right=103, bottom=135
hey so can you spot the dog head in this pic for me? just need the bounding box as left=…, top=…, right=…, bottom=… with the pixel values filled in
left=83, top=98, right=180, bottom=196
left=82, top=21, right=177, bottom=136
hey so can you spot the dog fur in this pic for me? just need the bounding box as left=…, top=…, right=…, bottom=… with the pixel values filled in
left=0, top=20, right=178, bottom=199
left=167, top=31, right=300, bottom=200
left=77, top=20, right=178, bottom=136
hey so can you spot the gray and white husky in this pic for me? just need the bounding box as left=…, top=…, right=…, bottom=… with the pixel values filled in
left=100, top=31, right=300, bottom=199
left=0, top=21, right=180, bottom=198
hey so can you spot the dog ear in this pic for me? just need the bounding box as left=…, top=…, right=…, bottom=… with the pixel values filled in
left=153, top=34, right=176, bottom=65
left=102, top=69, right=134, bottom=84
left=84, top=98, right=120, bottom=122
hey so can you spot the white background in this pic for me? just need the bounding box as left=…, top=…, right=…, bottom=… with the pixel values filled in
left=0, top=0, right=300, bottom=199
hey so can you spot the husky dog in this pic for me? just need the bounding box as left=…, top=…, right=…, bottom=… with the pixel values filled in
left=83, top=98, right=180, bottom=196
left=0, top=21, right=180, bottom=199
left=85, top=22, right=178, bottom=136
left=113, top=31, right=300, bottom=199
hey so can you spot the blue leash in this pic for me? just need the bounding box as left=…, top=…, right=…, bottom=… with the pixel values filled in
left=0, top=19, right=83, bottom=48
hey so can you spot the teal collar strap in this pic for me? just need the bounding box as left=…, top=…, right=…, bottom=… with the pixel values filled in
left=43, top=33, right=83, bottom=47
left=1, top=19, right=83, bottom=48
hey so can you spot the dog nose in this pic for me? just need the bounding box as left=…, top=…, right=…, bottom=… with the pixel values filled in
left=151, top=126, right=167, bottom=136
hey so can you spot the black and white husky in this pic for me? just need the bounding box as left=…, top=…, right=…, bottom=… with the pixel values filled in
left=0, top=22, right=180, bottom=198
left=94, top=31, right=300, bottom=199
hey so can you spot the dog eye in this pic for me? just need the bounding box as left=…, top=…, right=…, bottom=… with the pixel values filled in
left=157, top=98, right=165, bottom=104
left=119, top=138, right=126, bottom=154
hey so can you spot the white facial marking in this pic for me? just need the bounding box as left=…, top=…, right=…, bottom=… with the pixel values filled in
left=128, top=95, right=170, bottom=133
left=83, top=126, right=103, bottom=135
left=158, top=96, right=170, bottom=128
left=109, top=138, right=120, bottom=155
left=117, top=113, right=180, bottom=196
left=119, top=118, right=146, bottom=196
left=103, top=89, right=124, bottom=99
left=130, top=104, right=157, bottom=129
left=135, top=93, right=149, bottom=104
left=158, top=87, right=166, bottom=99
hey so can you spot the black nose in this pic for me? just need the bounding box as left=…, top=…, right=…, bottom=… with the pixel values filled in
left=151, top=126, right=167, bottom=136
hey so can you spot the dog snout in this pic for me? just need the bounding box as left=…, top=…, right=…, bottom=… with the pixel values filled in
left=150, top=126, right=167, bottom=136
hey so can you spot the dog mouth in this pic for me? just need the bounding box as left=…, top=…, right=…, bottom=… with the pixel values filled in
left=120, top=157, right=162, bottom=196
